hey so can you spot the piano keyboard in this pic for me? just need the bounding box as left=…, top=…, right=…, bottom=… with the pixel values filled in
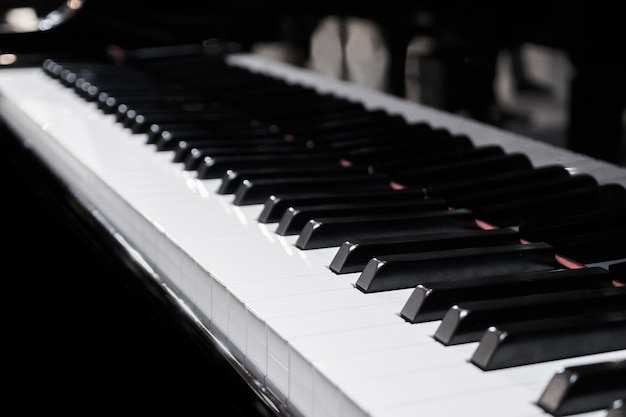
left=0, top=49, right=625, bottom=417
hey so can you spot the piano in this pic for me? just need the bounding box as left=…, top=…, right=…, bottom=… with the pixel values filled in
left=1, top=3, right=625, bottom=417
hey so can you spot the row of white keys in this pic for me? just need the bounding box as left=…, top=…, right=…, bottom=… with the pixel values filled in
left=0, top=66, right=414, bottom=414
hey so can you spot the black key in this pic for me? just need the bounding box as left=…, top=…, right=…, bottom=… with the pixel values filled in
left=400, top=267, right=615, bottom=323
left=196, top=152, right=340, bottom=179
left=355, top=242, right=558, bottom=293
left=147, top=121, right=281, bottom=145
left=148, top=124, right=215, bottom=145
left=253, top=94, right=366, bottom=122
left=257, top=188, right=427, bottom=223
left=341, top=134, right=476, bottom=166
left=286, top=109, right=398, bottom=137
left=519, top=207, right=626, bottom=264
left=188, top=143, right=308, bottom=159
left=323, top=124, right=444, bottom=150
left=550, top=226, right=626, bottom=265
left=97, top=89, right=188, bottom=113
left=193, top=76, right=297, bottom=103
left=108, top=92, right=213, bottom=107
left=391, top=152, right=533, bottom=188
left=118, top=101, right=240, bottom=126
left=276, top=107, right=395, bottom=132
left=476, top=183, right=626, bottom=228
left=217, top=165, right=369, bottom=195
left=158, top=131, right=284, bottom=152
left=330, top=228, right=521, bottom=274
left=536, top=359, right=626, bottom=417
left=470, top=310, right=626, bottom=370
left=296, top=208, right=480, bottom=250
left=368, top=144, right=501, bottom=175
left=171, top=137, right=289, bottom=160
left=295, top=117, right=427, bottom=145
left=247, top=95, right=366, bottom=121
left=124, top=105, right=217, bottom=130
left=434, top=286, right=626, bottom=345
left=276, top=199, right=449, bottom=236
left=113, top=101, right=172, bottom=122
left=152, top=124, right=281, bottom=148
left=447, top=174, right=598, bottom=210
left=424, top=164, right=570, bottom=200
left=233, top=173, right=393, bottom=206
left=183, top=143, right=314, bottom=171
left=519, top=206, right=626, bottom=244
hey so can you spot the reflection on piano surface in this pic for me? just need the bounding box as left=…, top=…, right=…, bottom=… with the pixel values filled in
left=1, top=3, right=625, bottom=417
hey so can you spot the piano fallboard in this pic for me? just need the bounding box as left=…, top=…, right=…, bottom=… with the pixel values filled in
left=0, top=53, right=624, bottom=417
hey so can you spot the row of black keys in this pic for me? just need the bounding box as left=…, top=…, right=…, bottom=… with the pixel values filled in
left=46, top=56, right=626, bottom=260
left=42, top=55, right=625, bottom=416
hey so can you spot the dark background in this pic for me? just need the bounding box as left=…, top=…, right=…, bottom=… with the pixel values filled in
left=3, top=0, right=624, bottom=164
